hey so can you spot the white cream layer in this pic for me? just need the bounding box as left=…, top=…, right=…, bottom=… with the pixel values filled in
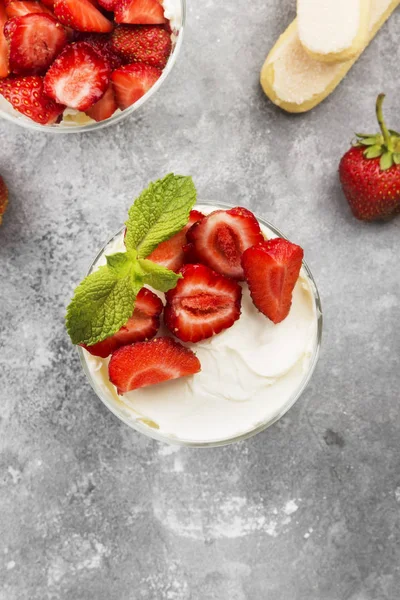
left=82, top=205, right=319, bottom=444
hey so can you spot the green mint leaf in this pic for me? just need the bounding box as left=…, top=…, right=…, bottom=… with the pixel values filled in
left=138, top=259, right=182, bottom=292
left=66, top=256, right=143, bottom=346
left=125, top=173, right=196, bottom=258
left=380, top=151, right=394, bottom=171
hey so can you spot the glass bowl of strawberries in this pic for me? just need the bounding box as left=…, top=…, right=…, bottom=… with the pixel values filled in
left=70, top=175, right=323, bottom=447
left=0, top=0, right=185, bottom=132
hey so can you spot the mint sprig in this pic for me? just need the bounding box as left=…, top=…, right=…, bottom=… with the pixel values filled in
left=66, top=174, right=197, bottom=346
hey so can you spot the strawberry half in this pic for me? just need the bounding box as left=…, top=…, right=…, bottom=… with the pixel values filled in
left=54, top=0, right=113, bottom=33
left=0, top=75, right=64, bottom=123
left=44, top=41, right=110, bottom=110
left=242, top=238, right=304, bottom=324
left=114, top=0, right=167, bottom=25
left=0, top=174, right=9, bottom=225
left=111, top=62, right=160, bottom=109
left=5, top=1, right=53, bottom=17
left=4, top=13, right=67, bottom=75
left=78, top=33, right=122, bottom=70
left=146, top=210, right=204, bottom=273
left=108, top=336, right=201, bottom=394
left=164, top=264, right=242, bottom=343
left=98, top=0, right=118, bottom=10
left=110, top=25, right=171, bottom=69
left=187, top=207, right=264, bottom=281
left=82, top=287, right=163, bottom=358
left=85, top=81, right=117, bottom=121
left=0, top=2, right=10, bottom=78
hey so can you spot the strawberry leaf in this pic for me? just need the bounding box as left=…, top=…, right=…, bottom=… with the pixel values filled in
left=393, top=153, right=400, bottom=165
left=380, top=152, right=394, bottom=171
left=359, top=137, right=380, bottom=146
left=364, top=146, right=384, bottom=159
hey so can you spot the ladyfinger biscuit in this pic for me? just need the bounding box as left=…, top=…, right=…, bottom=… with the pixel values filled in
left=260, top=0, right=399, bottom=114
left=297, top=0, right=371, bottom=63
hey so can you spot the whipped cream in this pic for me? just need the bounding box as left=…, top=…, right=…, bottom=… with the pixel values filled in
left=81, top=205, right=320, bottom=445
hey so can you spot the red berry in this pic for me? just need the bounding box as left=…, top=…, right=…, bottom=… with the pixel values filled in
left=0, top=74, right=65, bottom=124
left=110, top=25, right=171, bottom=69
left=4, top=13, right=67, bottom=75
left=111, top=62, right=161, bottom=109
left=108, top=337, right=201, bottom=394
left=187, top=207, right=264, bottom=281
left=146, top=210, right=205, bottom=273
left=114, top=0, right=166, bottom=25
left=164, top=263, right=242, bottom=343
left=54, top=0, right=113, bottom=33
left=44, top=41, right=110, bottom=110
left=85, top=81, right=117, bottom=121
left=0, top=175, right=9, bottom=225
left=82, top=287, right=163, bottom=358
left=242, top=238, right=304, bottom=324
left=5, top=1, right=53, bottom=18
left=0, top=2, right=10, bottom=78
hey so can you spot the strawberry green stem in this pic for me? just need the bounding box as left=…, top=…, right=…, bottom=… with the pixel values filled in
left=376, top=94, right=393, bottom=152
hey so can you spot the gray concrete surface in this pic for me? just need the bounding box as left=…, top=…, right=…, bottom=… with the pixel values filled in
left=1, top=1, right=400, bottom=598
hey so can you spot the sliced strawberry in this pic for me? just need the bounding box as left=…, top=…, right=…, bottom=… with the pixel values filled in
left=0, top=174, right=9, bottom=225
left=147, top=210, right=205, bottom=273
left=82, top=287, right=163, bottom=358
left=242, top=238, right=304, bottom=324
left=108, top=337, right=201, bottom=394
left=54, top=0, right=113, bottom=33
left=44, top=41, right=110, bottom=110
left=164, top=264, right=242, bottom=343
left=0, top=2, right=10, bottom=78
left=111, top=62, right=160, bottom=109
left=78, top=33, right=122, bottom=70
left=41, top=0, right=55, bottom=6
left=5, top=1, right=53, bottom=17
left=4, top=13, right=67, bottom=75
left=110, top=25, right=171, bottom=69
left=0, top=75, right=64, bottom=123
left=187, top=207, right=264, bottom=281
left=85, top=81, right=117, bottom=121
left=114, top=0, right=166, bottom=25
left=98, top=0, right=118, bottom=10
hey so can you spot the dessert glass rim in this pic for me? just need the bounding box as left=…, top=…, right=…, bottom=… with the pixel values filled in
left=77, top=200, right=323, bottom=448
left=0, top=0, right=186, bottom=134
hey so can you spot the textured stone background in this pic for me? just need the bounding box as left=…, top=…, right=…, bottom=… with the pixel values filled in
left=1, top=1, right=400, bottom=599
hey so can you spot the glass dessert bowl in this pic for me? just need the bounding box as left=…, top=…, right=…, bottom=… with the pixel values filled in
left=0, top=0, right=185, bottom=133
left=77, top=201, right=323, bottom=448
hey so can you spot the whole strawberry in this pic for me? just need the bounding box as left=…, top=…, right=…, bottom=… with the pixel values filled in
left=339, top=94, right=400, bottom=221
left=0, top=175, right=9, bottom=226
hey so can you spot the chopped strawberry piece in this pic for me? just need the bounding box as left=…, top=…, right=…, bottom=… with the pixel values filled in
left=41, top=0, right=55, bottom=6
left=187, top=207, right=264, bottom=281
left=5, top=1, right=53, bottom=17
left=0, top=2, right=10, bottom=78
left=0, top=75, right=64, bottom=123
left=114, top=0, right=167, bottom=25
left=242, top=238, right=304, bottom=324
left=78, top=33, right=122, bottom=70
left=164, top=264, right=242, bottom=343
left=0, top=174, right=9, bottom=225
left=54, top=0, right=113, bottom=33
left=4, top=13, right=67, bottom=75
left=111, top=62, right=160, bottom=109
left=147, top=210, right=205, bottom=273
left=82, top=288, right=163, bottom=358
left=110, top=25, right=171, bottom=69
left=98, top=0, right=118, bottom=10
left=44, top=41, right=110, bottom=110
left=109, top=336, right=201, bottom=394
left=85, top=81, right=117, bottom=121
